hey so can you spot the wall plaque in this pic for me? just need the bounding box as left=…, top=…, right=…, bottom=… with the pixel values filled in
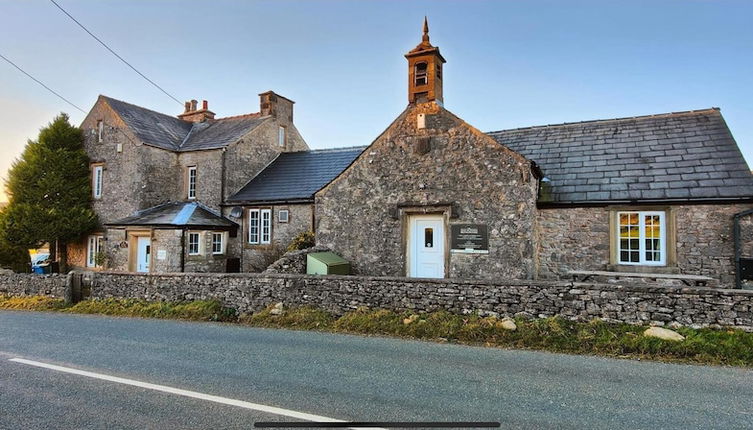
left=450, top=224, right=489, bottom=254
left=157, top=250, right=167, bottom=261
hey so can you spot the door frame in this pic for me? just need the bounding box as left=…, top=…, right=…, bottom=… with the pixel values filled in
left=127, top=230, right=153, bottom=272
left=402, top=207, right=450, bottom=278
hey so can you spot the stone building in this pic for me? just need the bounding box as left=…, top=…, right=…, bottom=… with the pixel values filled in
left=66, top=20, right=753, bottom=288
left=312, top=20, right=753, bottom=287
left=224, top=147, right=363, bottom=272
left=68, top=91, right=308, bottom=272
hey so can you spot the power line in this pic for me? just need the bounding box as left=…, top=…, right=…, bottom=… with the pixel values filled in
left=49, top=0, right=183, bottom=106
left=0, top=52, right=86, bottom=114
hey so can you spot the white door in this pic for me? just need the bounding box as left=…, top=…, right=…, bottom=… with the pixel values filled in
left=409, top=215, right=445, bottom=278
left=136, top=237, right=151, bottom=273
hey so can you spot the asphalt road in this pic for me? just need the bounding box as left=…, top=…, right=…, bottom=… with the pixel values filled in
left=1, top=311, right=752, bottom=429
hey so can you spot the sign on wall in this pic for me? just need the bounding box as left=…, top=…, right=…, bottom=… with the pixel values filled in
left=157, top=249, right=167, bottom=261
left=450, top=224, right=489, bottom=254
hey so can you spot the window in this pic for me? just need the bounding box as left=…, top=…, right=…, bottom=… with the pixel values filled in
left=278, top=209, right=289, bottom=223
left=248, top=209, right=260, bottom=244
left=424, top=227, right=434, bottom=248
left=249, top=208, right=272, bottom=245
left=278, top=126, right=286, bottom=147
left=414, top=62, right=428, bottom=86
left=261, top=209, right=271, bottom=244
left=97, top=120, right=104, bottom=143
left=86, top=235, right=103, bottom=268
left=188, top=232, right=201, bottom=255
left=212, top=232, right=224, bottom=255
left=187, top=166, right=197, bottom=200
left=617, top=211, right=666, bottom=265
left=92, top=165, right=103, bottom=199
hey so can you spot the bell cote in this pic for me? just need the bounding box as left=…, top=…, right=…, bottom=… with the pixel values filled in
left=405, top=17, right=446, bottom=105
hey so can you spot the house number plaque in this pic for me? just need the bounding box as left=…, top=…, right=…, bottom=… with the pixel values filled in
left=450, top=224, right=489, bottom=254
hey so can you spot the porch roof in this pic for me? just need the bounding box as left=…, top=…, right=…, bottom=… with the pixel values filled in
left=107, top=201, right=237, bottom=230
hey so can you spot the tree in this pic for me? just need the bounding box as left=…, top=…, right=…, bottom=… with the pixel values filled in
left=1, top=113, right=97, bottom=271
left=0, top=208, right=30, bottom=272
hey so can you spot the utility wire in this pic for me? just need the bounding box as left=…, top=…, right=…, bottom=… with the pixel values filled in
left=0, top=52, right=86, bottom=114
left=49, top=0, right=183, bottom=106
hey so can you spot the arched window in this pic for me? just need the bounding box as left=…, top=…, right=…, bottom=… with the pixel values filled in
left=414, top=62, right=428, bottom=86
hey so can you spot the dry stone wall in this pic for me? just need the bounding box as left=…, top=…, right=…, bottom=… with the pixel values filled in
left=0, top=271, right=743, bottom=330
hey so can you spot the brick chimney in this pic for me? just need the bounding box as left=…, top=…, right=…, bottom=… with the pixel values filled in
left=178, top=99, right=216, bottom=122
left=259, top=91, right=294, bottom=123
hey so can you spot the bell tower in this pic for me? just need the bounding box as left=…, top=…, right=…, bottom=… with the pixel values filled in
left=405, top=17, right=446, bottom=105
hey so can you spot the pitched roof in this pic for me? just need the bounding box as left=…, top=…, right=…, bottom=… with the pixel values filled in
left=488, top=108, right=753, bottom=204
left=107, top=201, right=237, bottom=229
left=227, top=147, right=366, bottom=204
left=102, top=96, right=267, bottom=152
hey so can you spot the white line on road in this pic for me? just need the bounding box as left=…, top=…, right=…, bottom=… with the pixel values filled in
left=10, top=357, right=383, bottom=429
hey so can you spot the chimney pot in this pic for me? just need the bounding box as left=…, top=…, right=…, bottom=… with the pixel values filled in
left=190, top=99, right=198, bottom=111
left=184, top=101, right=191, bottom=112
left=202, top=100, right=208, bottom=110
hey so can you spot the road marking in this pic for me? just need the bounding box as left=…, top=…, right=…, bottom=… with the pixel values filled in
left=10, top=357, right=382, bottom=429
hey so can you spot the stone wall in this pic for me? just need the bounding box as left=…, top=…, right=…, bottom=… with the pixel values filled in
left=316, top=101, right=539, bottom=280
left=0, top=274, right=67, bottom=297
left=536, top=203, right=753, bottom=288
left=4, top=271, right=753, bottom=330
left=76, top=272, right=753, bottom=330
left=239, top=204, right=313, bottom=273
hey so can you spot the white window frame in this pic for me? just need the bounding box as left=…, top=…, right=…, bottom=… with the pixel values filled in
left=86, top=235, right=103, bottom=268
left=92, top=165, right=103, bottom=199
left=617, top=211, right=666, bottom=266
left=248, top=209, right=271, bottom=245
left=187, top=232, right=202, bottom=255
left=97, top=120, right=104, bottom=143
left=261, top=209, right=271, bottom=244
left=278, top=126, right=286, bottom=147
left=278, top=209, right=289, bottom=223
left=187, top=166, right=197, bottom=200
left=211, top=232, right=225, bottom=255
left=248, top=209, right=260, bottom=244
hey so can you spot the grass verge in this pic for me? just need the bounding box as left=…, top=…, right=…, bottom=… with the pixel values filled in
left=3, top=296, right=753, bottom=366
left=0, top=295, right=236, bottom=322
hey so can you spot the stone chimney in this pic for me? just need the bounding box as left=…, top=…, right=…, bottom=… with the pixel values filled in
left=259, top=91, right=294, bottom=123
left=178, top=99, right=216, bottom=123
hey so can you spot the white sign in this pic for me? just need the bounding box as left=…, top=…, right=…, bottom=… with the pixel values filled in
left=157, top=250, right=167, bottom=261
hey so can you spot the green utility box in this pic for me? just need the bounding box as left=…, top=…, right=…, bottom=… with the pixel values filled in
left=306, top=252, right=351, bottom=275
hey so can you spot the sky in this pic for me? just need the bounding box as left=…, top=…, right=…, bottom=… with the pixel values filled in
left=1, top=0, right=752, bottom=202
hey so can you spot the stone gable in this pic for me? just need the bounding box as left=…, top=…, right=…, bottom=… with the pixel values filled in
left=316, top=102, right=539, bottom=280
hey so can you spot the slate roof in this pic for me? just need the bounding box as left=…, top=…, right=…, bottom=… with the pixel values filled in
left=488, top=108, right=753, bottom=205
left=227, top=147, right=366, bottom=204
left=107, top=201, right=237, bottom=229
left=102, top=96, right=267, bottom=152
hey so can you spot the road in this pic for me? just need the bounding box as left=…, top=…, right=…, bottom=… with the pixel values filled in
left=1, top=311, right=752, bottom=429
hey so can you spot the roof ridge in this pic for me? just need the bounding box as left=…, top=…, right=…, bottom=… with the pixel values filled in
left=214, top=112, right=263, bottom=121
left=299, top=146, right=368, bottom=154
left=487, top=107, right=721, bottom=134
left=101, top=95, right=187, bottom=124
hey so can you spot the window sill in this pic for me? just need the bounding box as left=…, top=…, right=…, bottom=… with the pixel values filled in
left=606, top=264, right=680, bottom=275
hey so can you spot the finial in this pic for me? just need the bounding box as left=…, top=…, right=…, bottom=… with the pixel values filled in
left=422, top=16, right=430, bottom=43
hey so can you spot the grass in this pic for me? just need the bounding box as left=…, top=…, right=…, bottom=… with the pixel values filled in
left=3, top=295, right=753, bottom=366
left=0, top=295, right=236, bottom=322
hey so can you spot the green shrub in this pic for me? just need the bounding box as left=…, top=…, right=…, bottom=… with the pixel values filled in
left=287, top=231, right=315, bottom=252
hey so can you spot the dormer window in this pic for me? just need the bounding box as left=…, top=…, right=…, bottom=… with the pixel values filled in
left=414, top=62, right=428, bottom=86
left=97, top=120, right=104, bottom=143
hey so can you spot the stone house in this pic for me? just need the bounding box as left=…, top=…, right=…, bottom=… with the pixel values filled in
left=310, top=20, right=753, bottom=287
left=224, top=147, right=363, bottom=272
left=68, top=91, right=308, bottom=272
